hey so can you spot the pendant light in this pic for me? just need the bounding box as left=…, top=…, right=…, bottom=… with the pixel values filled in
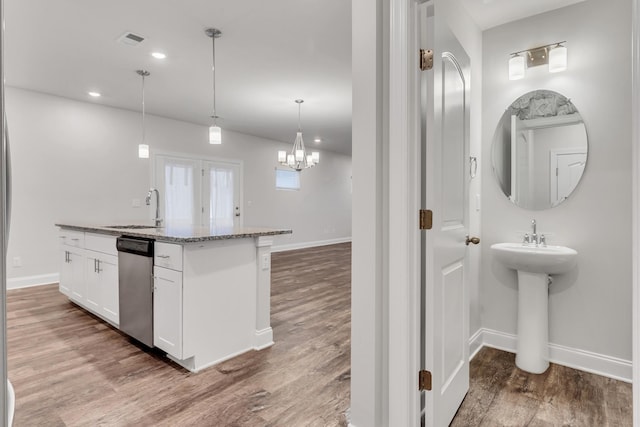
left=137, top=70, right=150, bottom=158
left=278, top=99, right=319, bottom=171
left=205, top=28, right=222, bottom=145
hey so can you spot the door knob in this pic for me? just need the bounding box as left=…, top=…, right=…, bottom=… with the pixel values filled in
left=465, top=235, right=480, bottom=246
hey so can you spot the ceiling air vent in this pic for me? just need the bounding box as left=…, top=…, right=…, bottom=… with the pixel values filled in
left=117, top=31, right=146, bottom=46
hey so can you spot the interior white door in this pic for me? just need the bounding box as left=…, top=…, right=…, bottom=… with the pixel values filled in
left=202, top=161, right=241, bottom=228
left=551, top=151, right=587, bottom=205
left=420, top=1, right=471, bottom=425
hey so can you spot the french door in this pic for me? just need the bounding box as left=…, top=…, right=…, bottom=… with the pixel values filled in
left=155, top=155, right=242, bottom=228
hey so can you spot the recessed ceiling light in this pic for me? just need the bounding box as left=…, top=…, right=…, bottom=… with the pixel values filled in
left=88, top=91, right=101, bottom=97
left=314, top=138, right=322, bottom=143
left=151, top=52, right=167, bottom=59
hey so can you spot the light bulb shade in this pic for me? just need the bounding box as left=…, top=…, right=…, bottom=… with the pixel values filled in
left=312, top=152, right=320, bottom=164
left=138, top=144, right=149, bottom=159
left=509, top=55, right=525, bottom=80
left=209, top=125, right=222, bottom=145
left=549, top=45, right=567, bottom=73
left=287, top=154, right=295, bottom=166
left=307, top=155, right=314, bottom=165
left=278, top=150, right=287, bottom=163
left=295, top=149, right=304, bottom=162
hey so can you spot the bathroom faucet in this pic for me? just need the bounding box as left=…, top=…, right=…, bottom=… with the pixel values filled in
left=145, top=188, right=163, bottom=227
left=523, top=219, right=545, bottom=246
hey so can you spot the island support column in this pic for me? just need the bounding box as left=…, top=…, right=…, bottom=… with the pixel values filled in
left=254, top=236, right=274, bottom=349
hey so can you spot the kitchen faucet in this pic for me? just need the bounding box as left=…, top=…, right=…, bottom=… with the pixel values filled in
left=523, top=219, right=545, bottom=246
left=145, top=188, right=163, bottom=227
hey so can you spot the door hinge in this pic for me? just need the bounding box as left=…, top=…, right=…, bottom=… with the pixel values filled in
left=420, top=49, right=434, bottom=71
left=419, top=370, right=432, bottom=391
left=419, top=209, right=433, bottom=230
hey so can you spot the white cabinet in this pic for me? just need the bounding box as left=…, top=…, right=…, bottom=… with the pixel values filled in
left=85, top=233, right=119, bottom=326
left=153, top=266, right=183, bottom=359
left=85, top=252, right=119, bottom=325
left=59, top=229, right=119, bottom=326
left=59, top=230, right=85, bottom=299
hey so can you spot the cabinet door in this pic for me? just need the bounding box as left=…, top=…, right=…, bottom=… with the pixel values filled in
left=85, top=255, right=100, bottom=312
left=153, top=266, right=183, bottom=359
left=59, top=249, right=72, bottom=296
left=99, top=254, right=119, bottom=325
left=68, top=248, right=86, bottom=303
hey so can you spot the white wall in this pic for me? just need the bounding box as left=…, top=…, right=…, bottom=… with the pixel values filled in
left=5, top=87, right=351, bottom=284
left=481, top=0, right=632, bottom=361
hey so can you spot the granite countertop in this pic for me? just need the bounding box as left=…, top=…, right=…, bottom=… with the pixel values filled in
left=56, top=221, right=292, bottom=243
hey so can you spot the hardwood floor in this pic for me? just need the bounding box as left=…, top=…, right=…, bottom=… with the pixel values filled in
left=7, top=242, right=633, bottom=426
left=7, top=243, right=351, bottom=426
left=451, top=347, right=633, bottom=427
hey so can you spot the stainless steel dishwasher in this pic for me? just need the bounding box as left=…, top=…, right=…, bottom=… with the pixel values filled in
left=117, top=236, right=154, bottom=347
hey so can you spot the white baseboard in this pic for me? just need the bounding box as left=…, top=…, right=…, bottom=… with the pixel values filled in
left=254, top=328, right=274, bottom=350
left=271, top=237, right=352, bottom=253
left=476, top=328, right=632, bottom=383
left=7, top=273, right=59, bottom=290
left=468, top=328, right=484, bottom=361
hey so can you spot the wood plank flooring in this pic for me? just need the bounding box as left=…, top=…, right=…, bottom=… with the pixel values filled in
left=7, top=242, right=634, bottom=426
left=451, top=347, right=633, bottom=426
left=7, top=243, right=351, bottom=427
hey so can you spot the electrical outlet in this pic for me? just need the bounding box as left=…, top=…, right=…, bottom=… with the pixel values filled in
left=261, top=254, right=270, bottom=270
left=132, top=198, right=141, bottom=208
left=12, top=257, right=21, bottom=268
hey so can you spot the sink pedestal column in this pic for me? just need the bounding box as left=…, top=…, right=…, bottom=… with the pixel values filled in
left=515, top=271, right=549, bottom=374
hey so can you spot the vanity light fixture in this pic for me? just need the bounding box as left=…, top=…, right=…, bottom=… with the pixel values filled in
left=508, top=41, right=567, bottom=80
left=277, top=99, right=320, bottom=171
left=136, top=69, right=151, bottom=159
left=205, top=28, right=223, bottom=145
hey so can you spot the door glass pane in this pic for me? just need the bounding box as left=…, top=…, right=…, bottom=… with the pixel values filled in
left=209, top=167, right=234, bottom=228
left=164, top=161, right=195, bottom=225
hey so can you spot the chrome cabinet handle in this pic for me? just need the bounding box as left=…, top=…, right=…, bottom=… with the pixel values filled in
left=469, top=157, right=478, bottom=179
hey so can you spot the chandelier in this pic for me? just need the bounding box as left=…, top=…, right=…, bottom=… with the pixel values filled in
left=278, top=99, right=319, bottom=171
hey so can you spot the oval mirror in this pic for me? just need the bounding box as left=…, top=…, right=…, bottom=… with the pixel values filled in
left=491, top=89, right=588, bottom=210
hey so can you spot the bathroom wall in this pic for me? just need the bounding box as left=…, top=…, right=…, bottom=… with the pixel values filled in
left=481, top=0, right=632, bottom=367
left=5, top=87, right=352, bottom=286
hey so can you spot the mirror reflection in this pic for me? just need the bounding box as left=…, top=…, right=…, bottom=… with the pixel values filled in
left=491, top=90, right=588, bottom=210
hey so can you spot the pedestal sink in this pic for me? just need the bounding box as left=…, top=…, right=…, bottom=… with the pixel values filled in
left=491, top=242, right=577, bottom=374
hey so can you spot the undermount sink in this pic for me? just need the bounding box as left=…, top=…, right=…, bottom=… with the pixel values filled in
left=491, top=242, right=577, bottom=275
left=104, top=225, right=162, bottom=230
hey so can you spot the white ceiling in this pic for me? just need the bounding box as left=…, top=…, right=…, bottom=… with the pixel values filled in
left=4, top=1, right=586, bottom=156
left=460, top=0, right=587, bottom=30
left=5, top=0, right=352, bottom=154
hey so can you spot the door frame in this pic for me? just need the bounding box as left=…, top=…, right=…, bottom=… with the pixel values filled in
left=632, top=0, right=639, bottom=424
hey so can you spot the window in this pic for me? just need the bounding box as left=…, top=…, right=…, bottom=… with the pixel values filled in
left=275, top=169, right=300, bottom=190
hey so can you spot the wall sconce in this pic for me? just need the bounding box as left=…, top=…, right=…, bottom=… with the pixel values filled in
left=508, top=41, right=567, bottom=80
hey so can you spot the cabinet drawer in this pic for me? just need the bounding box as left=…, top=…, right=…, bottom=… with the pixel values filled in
left=154, top=242, right=183, bottom=271
left=59, top=230, right=84, bottom=248
left=85, top=233, right=118, bottom=256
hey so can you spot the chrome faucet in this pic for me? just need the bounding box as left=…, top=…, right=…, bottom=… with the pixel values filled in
left=145, top=188, right=163, bottom=227
left=524, top=219, right=545, bottom=246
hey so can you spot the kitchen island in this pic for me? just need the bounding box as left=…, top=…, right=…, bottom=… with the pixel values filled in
left=56, top=222, right=291, bottom=372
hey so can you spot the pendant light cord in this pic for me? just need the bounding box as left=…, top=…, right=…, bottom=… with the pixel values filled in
left=298, top=102, right=301, bottom=132
left=141, top=74, right=146, bottom=144
left=212, top=35, right=217, bottom=124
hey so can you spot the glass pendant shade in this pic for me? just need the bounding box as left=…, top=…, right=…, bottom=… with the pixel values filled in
left=138, top=144, right=149, bottom=159
left=509, top=54, right=525, bottom=80
left=295, top=147, right=304, bottom=162
left=549, top=45, right=567, bottom=73
left=209, top=125, right=222, bottom=145
left=312, top=152, right=320, bottom=163
left=287, top=154, right=295, bottom=166
left=278, top=150, right=287, bottom=163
